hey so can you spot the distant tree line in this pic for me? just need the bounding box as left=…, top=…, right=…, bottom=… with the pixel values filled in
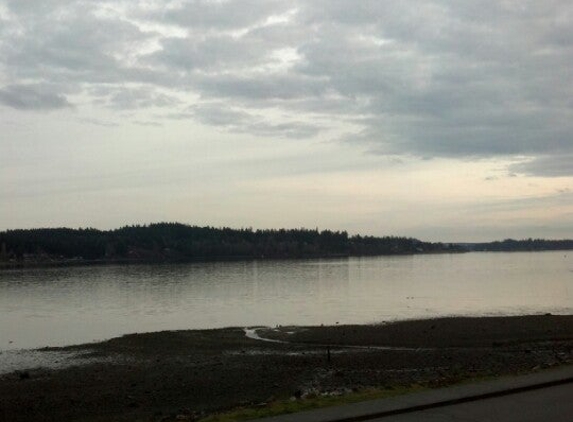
left=0, top=223, right=462, bottom=265
left=467, top=238, right=573, bottom=252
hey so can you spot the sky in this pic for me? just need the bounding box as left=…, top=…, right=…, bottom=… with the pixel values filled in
left=1, top=0, right=573, bottom=242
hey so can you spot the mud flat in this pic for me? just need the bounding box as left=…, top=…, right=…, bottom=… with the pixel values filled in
left=1, top=315, right=572, bottom=422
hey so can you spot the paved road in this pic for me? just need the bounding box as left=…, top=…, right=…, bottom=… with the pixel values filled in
left=259, top=367, right=573, bottom=422
left=368, top=382, right=573, bottom=422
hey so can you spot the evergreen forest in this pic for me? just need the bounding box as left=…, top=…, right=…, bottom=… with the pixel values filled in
left=0, top=223, right=462, bottom=265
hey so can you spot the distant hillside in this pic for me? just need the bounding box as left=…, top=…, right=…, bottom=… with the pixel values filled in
left=0, top=223, right=462, bottom=266
left=461, top=238, right=573, bottom=252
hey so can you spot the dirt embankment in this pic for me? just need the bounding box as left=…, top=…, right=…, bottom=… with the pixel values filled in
left=1, top=315, right=572, bottom=422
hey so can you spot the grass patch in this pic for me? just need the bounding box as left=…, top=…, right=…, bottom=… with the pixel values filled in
left=198, top=385, right=426, bottom=422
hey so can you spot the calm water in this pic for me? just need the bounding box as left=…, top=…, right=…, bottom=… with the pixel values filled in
left=1, top=252, right=572, bottom=350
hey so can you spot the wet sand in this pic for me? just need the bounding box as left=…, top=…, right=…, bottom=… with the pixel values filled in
left=1, top=315, right=572, bottom=422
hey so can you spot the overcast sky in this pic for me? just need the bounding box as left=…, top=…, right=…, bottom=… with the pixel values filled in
left=1, top=0, right=572, bottom=241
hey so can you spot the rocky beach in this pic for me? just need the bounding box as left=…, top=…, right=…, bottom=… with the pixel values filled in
left=1, top=315, right=572, bottom=422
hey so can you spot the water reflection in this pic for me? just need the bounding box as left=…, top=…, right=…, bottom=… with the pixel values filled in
left=0, top=252, right=571, bottom=350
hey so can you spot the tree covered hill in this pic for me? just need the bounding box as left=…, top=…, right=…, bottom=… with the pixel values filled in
left=0, top=223, right=461, bottom=265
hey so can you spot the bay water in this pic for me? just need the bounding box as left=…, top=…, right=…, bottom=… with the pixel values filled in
left=1, top=251, right=571, bottom=350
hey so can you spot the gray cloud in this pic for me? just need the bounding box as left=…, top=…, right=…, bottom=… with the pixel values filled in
left=147, top=35, right=270, bottom=72
left=0, top=84, right=72, bottom=110
left=2, top=3, right=153, bottom=84
left=89, top=86, right=181, bottom=110
left=144, top=0, right=290, bottom=30
left=246, top=121, right=320, bottom=139
left=192, top=73, right=329, bottom=101
left=2, top=0, right=573, bottom=174
left=510, top=155, right=573, bottom=177
left=177, top=103, right=322, bottom=139
left=78, top=117, right=119, bottom=127
left=189, top=104, right=252, bottom=126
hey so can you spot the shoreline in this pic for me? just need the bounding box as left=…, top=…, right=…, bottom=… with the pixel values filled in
left=0, top=249, right=467, bottom=271
left=1, top=315, right=572, bottom=421
left=2, top=246, right=571, bottom=272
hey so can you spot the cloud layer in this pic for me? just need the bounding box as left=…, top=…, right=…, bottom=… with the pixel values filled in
left=1, top=0, right=573, bottom=176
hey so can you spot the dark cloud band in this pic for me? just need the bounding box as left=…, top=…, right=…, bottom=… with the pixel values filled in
left=1, top=0, right=572, bottom=174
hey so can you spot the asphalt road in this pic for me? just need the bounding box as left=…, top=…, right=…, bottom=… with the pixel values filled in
left=368, top=382, right=573, bottom=422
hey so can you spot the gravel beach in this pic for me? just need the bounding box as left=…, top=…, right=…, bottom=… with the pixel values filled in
left=1, top=315, right=572, bottom=422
